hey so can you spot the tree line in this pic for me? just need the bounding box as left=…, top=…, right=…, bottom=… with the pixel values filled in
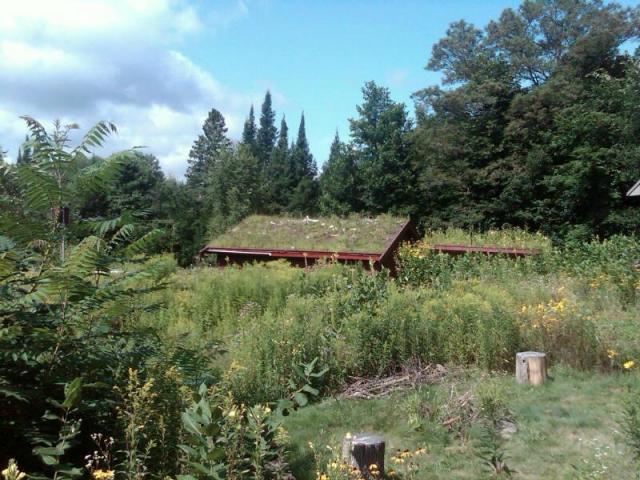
left=1, top=0, right=639, bottom=265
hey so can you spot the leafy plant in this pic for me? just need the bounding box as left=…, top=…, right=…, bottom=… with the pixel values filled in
left=116, top=369, right=158, bottom=480
left=178, top=384, right=291, bottom=480
left=474, top=424, right=514, bottom=477
left=277, top=357, right=329, bottom=414
left=0, top=118, right=173, bottom=474
left=620, top=384, right=640, bottom=463
left=31, top=377, right=84, bottom=480
left=178, top=384, right=225, bottom=480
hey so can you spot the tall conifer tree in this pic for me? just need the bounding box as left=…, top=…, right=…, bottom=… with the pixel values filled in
left=241, top=105, right=258, bottom=156
left=349, top=81, right=413, bottom=214
left=265, top=116, right=292, bottom=212
left=186, top=108, right=231, bottom=189
left=256, top=91, right=277, bottom=168
left=289, top=113, right=319, bottom=213
left=291, top=114, right=316, bottom=181
left=319, top=131, right=359, bottom=215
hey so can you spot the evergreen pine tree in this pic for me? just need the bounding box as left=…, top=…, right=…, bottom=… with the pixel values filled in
left=291, top=113, right=316, bottom=181
left=319, top=131, right=359, bottom=215
left=256, top=91, right=277, bottom=168
left=264, top=116, right=292, bottom=212
left=186, top=108, right=231, bottom=189
left=241, top=105, right=258, bottom=157
left=206, top=145, right=260, bottom=235
left=182, top=108, right=231, bottom=265
left=349, top=81, right=413, bottom=214
left=289, top=113, right=319, bottom=214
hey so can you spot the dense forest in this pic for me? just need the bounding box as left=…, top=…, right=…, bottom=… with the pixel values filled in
left=2, top=0, right=640, bottom=264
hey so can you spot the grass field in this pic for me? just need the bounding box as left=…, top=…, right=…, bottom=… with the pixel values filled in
left=141, top=229, right=640, bottom=478
left=206, top=214, right=407, bottom=252
left=285, top=367, right=639, bottom=479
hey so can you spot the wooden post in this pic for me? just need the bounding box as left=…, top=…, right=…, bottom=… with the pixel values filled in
left=515, top=351, right=547, bottom=386
left=342, top=433, right=385, bottom=478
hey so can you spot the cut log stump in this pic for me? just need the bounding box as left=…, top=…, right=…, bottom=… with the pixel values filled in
left=342, top=433, right=385, bottom=478
left=515, top=351, right=547, bottom=386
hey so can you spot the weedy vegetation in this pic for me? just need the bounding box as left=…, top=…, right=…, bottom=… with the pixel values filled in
left=207, top=214, right=406, bottom=252
left=2, top=125, right=640, bottom=478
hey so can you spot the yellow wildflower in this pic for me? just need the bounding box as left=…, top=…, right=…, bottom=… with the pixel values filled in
left=607, top=349, right=617, bottom=359
left=623, top=360, right=635, bottom=370
left=2, top=460, right=26, bottom=480
left=92, top=470, right=115, bottom=480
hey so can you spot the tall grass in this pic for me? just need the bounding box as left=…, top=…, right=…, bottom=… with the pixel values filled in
left=146, top=231, right=640, bottom=406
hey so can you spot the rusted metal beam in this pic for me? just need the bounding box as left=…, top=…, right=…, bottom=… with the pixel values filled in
left=430, top=244, right=540, bottom=257
left=199, top=246, right=381, bottom=261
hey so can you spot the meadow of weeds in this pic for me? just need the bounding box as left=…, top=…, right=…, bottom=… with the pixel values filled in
left=150, top=231, right=640, bottom=407
left=136, top=229, right=640, bottom=477
left=6, top=226, right=639, bottom=479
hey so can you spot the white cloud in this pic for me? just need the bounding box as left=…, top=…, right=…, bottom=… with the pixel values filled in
left=0, top=0, right=261, bottom=178
left=386, top=68, right=410, bottom=88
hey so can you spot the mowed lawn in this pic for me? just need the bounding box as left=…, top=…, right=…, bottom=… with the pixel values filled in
left=284, top=366, right=639, bottom=479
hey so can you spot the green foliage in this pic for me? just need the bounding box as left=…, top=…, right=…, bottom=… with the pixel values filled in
left=178, top=384, right=225, bottom=480
left=31, top=378, right=84, bottom=480
left=620, top=382, right=640, bottom=463
left=0, top=118, right=177, bottom=475
left=178, top=384, right=290, bottom=480
left=154, top=229, right=640, bottom=411
left=288, top=114, right=318, bottom=214
left=348, top=81, right=415, bottom=215
left=186, top=109, right=232, bottom=190
left=205, top=145, right=262, bottom=238
left=474, top=423, right=514, bottom=477
left=264, top=117, right=293, bottom=213
left=411, top=0, right=640, bottom=238
left=257, top=91, right=278, bottom=169
left=277, top=357, right=328, bottom=414
left=319, top=133, right=359, bottom=215
left=241, top=105, right=259, bottom=158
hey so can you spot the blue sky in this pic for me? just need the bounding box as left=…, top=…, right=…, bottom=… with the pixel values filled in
left=188, top=0, right=525, bottom=167
left=0, top=0, right=637, bottom=177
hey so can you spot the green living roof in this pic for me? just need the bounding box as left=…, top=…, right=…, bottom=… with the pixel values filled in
left=209, top=214, right=407, bottom=252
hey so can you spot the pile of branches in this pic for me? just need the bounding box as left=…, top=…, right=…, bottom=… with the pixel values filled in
left=439, top=387, right=479, bottom=435
left=339, top=362, right=447, bottom=399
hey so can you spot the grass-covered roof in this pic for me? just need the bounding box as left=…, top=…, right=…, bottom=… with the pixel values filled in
left=208, top=214, right=407, bottom=252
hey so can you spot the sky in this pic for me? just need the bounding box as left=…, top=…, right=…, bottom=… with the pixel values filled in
left=0, top=0, right=636, bottom=178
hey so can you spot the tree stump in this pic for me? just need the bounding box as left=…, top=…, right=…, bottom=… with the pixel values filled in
left=342, top=433, right=385, bottom=478
left=515, top=351, right=547, bottom=386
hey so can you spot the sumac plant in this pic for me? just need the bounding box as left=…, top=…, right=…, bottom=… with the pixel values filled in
left=0, top=118, right=172, bottom=472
